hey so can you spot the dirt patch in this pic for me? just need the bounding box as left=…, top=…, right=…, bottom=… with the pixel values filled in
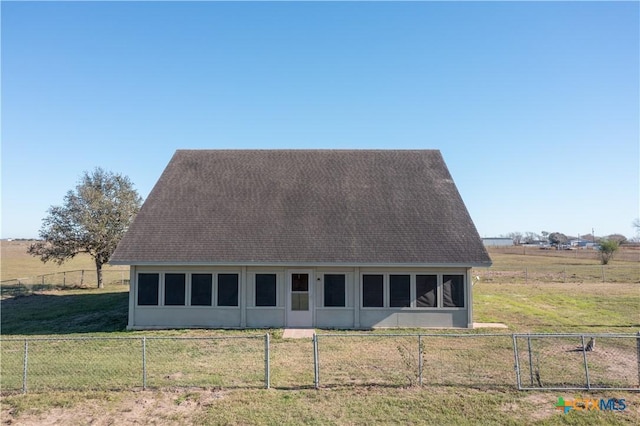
left=500, top=392, right=556, bottom=422
left=2, top=388, right=225, bottom=425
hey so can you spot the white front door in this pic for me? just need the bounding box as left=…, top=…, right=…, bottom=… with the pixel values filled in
left=287, top=270, right=313, bottom=327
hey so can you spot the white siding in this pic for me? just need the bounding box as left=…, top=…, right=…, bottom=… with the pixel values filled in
left=128, top=265, right=472, bottom=329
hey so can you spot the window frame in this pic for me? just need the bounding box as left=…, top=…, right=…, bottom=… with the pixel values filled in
left=164, top=273, right=187, bottom=306
left=137, top=273, right=160, bottom=306
left=360, top=272, right=466, bottom=309
left=361, top=274, right=385, bottom=308
left=322, top=273, right=347, bottom=308
left=389, top=274, right=411, bottom=308
left=217, top=273, right=240, bottom=307
left=442, top=274, right=465, bottom=308
left=255, top=273, right=278, bottom=307
left=190, top=273, right=213, bottom=307
left=136, top=270, right=243, bottom=308
left=416, top=274, right=438, bottom=308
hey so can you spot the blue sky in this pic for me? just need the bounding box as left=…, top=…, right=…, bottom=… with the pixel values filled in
left=2, top=1, right=638, bottom=240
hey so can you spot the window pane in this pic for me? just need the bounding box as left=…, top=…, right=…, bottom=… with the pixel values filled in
left=191, top=274, right=212, bottom=306
left=165, top=273, right=186, bottom=305
left=138, top=273, right=159, bottom=306
left=256, top=274, right=276, bottom=307
left=292, top=274, right=308, bottom=292
left=362, top=275, right=383, bottom=307
left=416, top=275, right=438, bottom=307
left=390, top=275, right=410, bottom=307
left=218, top=274, right=239, bottom=306
left=291, top=293, right=309, bottom=311
left=324, top=274, right=346, bottom=307
left=443, top=275, right=465, bottom=307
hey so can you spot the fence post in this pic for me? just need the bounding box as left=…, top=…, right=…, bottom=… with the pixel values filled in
left=264, top=333, right=270, bottom=389
left=142, top=337, right=147, bottom=390
left=418, top=335, right=423, bottom=386
left=22, top=340, right=29, bottom=394
left=512, top=334, right=522, bottom=390
left=81, top=270, right=84, bottom=286
left=527, top=336, right=534, bottom=386
left=313, top=334, right=319, bottom=389
left=636, top=331, right=640, bottom=388
left=580, top=335, right=591, bottom=390
left=601, top=266, right=605, bottom=283
left=63, top=271, right=66, bottom=287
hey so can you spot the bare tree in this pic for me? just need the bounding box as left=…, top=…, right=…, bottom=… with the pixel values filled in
left=28, top=168, right=142, bottom=288
left=506, top=232, right=523, bottom=245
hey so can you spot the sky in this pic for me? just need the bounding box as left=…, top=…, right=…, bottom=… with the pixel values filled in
left=1, top=1, right=639, bottom=240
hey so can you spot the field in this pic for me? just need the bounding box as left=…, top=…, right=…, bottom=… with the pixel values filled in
left=1, top=242, right=639, bottom=424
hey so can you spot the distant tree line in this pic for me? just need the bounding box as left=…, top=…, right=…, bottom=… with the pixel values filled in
left=500, top=231, right=631, bottom=246
left=500, top=226, right=639, bottom=265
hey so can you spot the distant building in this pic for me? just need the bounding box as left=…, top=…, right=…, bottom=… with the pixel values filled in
left=482, top=237, right=514, bottom=247
left=570, top=239, right=598, bottom=249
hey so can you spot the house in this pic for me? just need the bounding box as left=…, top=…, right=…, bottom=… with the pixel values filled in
left=110, top=150, right=492, bottom=329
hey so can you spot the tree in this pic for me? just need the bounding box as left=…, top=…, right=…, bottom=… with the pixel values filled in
left=605, top=234, right=627, bottom=245
left=28, top=168, right=142, bottom=288
left=598, top=239, right=619, bottom=265
left=548, top=232, right=568, bottom=246
left=523, top=232, right=541, bottom=244
left=506, top=232, right=523, bottom=245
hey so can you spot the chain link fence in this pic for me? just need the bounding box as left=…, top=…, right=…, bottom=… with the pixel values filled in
left=0, top=269, right=130, bottom=298
left=1, top=333, right=638, bottom=394
left=474, top=265, right=640, bottom=284
left=313, top=334, right=519, bottom=388
left=514, top=334, right=639, bottom=391
left=0, top=335, right=268, bottom=393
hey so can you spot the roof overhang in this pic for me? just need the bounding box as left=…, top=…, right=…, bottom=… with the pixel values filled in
left=110, top=260, right=493, bottom=268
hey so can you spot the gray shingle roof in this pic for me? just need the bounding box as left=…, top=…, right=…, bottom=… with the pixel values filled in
left=111, top=150, right=491, bottom=266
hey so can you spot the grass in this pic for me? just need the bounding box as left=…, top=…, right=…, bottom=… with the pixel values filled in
left=473, top=282, right=640, bottom=333
left=1, top=240, right=128, bottom=288
left=2, top=387, right=638, bottom=425
left=1, top=244, right=639, bottom=424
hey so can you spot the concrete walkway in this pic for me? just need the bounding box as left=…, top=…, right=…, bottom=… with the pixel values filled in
left=473, top=322, right=508, bottom=329
left=282, top=328, right=316, bottom=339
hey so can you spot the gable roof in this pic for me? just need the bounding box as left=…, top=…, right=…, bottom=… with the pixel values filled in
left=111, top=150, right=491, bottom=266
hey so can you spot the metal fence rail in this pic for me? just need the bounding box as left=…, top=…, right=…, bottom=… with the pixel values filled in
left=1, top=333, right=638, bottom=393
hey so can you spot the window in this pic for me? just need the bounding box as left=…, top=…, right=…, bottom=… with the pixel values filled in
left=443, top=275, right=464, bottom=307
left=191, top=274, right=212, bottom=306
left=389, top=275, right=410, bottom=307
left=164, top=273, right=186, bottom=305
left=291, top=274, right=309, bottom=311
left=255, top=274, right=276, bottom=307
left=362, top=274, right=383, bottom=307
left=218, top=274, right=239, bottom=307
left=416, top=275, right=438, bottom=307
left=138, top=273, right=159, bottom=305
left=324, top=274, right=346, bottom=307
